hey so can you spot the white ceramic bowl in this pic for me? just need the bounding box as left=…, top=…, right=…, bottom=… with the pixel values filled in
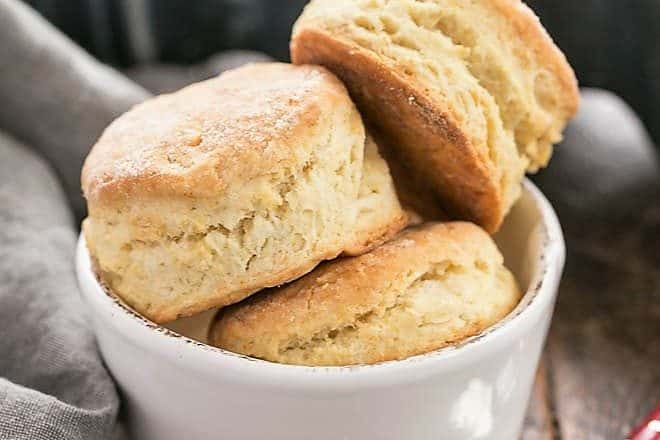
left=76, top=180, right=564, bottom=440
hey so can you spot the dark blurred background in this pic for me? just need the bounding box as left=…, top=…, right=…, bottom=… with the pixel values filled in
left=21, top=0, right=660, bottom=146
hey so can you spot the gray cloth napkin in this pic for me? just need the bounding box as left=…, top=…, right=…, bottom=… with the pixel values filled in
left=0, top=1, right=145, bottom=438
left=0, top=0, right=657, bottom=439
left=0, top=132, right=118, bottom=440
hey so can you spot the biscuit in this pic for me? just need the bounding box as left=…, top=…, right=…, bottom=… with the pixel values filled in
left=82, top=62, right=406, bottom=323
left=210, top=222, right=521, bottom=366
left=291, top=0, right=579, bottom=232
left=370, top=126, right=449, bottom=222
left=344, top=133, right=410, bottom=255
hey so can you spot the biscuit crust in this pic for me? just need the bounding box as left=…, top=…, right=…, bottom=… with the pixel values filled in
left=211, top=222, right=521, bottom=366
left=82, top=63, right=355, bottom=205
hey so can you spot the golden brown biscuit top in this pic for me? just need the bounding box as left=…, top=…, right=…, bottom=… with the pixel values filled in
left=82, top=62, right=354, bottom=205
left=213, top=222, right=502, bottom=340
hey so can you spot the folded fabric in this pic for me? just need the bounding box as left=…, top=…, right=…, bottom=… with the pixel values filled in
left=0, top=131, right=118, bottom=440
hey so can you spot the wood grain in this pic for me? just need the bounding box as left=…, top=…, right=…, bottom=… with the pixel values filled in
left=522, top=186, right=660, bottom=440
left=547, top=201, right=660, bottom=440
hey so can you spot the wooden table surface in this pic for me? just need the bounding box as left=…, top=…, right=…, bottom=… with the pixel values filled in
left=520, top=182, right=660, bottom=439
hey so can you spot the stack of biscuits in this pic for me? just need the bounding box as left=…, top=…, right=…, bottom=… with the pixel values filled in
left=82, top=0, right=578, bottom=366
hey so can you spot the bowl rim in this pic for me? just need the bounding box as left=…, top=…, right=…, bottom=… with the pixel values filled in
left=76, top=179, right=565, bottom=389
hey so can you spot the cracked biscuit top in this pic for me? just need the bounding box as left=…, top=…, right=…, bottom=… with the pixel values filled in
left=82, top=63, right=352, bottom=205
left=81, top=62, right=407, bottom=323
left=210, top=222, right=521, bottom=366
